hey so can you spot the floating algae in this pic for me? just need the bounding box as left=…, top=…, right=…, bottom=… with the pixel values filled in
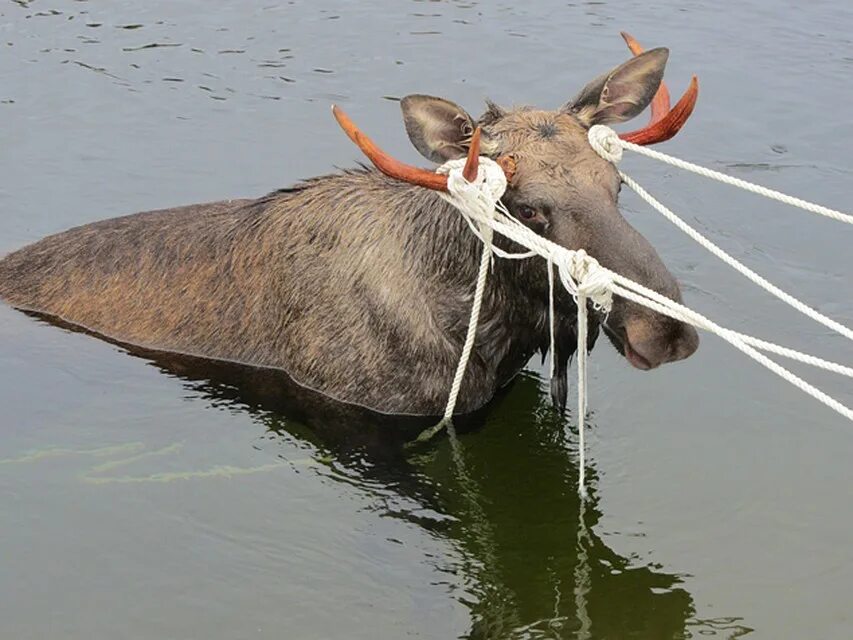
left=0, top=442, right=145, bottom=465
left=83, top=441, right=183, bottom=474
left=82, top=461, right=292, bottom=485
left=1, top=440, right=316, bottom=484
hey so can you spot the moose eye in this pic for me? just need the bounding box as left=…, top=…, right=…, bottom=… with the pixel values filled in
left=517, top=205, right=537, bottom=221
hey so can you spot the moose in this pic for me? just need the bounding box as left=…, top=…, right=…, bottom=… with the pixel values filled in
left=0, top=34, right=699, bottom=416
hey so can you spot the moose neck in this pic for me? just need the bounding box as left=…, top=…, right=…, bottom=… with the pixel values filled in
left=261, top=168, right=566, bottom=413
left=389, top=177, right=552, bottom=385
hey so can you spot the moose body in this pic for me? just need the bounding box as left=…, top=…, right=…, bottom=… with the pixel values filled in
left=0, top=175, right=550, bottom=414
left=0, top=43, right=699, bottom=416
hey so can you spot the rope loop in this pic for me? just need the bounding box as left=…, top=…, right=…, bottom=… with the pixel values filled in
left=416, top=140, right=853, bottom=496
left=422, top=157, right=509, bottom=436
left=587, top=125, right=623, bottom=164
left=438, top=157, right=508, bottom=204
left=560, top=249, right=614, bottom=312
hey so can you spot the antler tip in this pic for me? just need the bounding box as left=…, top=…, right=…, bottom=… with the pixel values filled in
left=462, top=127, right=482, bottom=183
left=620, top=31, right=643, bottom=55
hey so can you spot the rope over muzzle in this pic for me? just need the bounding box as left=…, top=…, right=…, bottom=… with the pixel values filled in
left=416, top=128, right=853, bottom=497
left=333, top=34, right=851, bottom=498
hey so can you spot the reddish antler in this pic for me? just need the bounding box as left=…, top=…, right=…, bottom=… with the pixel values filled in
left=332, top=105, right=448, bottom=191
left=462, top=127, right=481, bottom=183
left=331, top=105, right=512, bottom=191
left=617, top=32, right=698, bottom=145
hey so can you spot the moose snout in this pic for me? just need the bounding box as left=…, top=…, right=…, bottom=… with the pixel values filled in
left=623, top=318, right=699, bottom=370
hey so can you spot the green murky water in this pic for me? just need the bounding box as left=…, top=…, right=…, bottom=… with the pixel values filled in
left=1, top=1, right=851, bottom=638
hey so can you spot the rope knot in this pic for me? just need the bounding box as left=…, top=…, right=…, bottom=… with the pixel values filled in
left=562, top=249, right=614, bottom=313
left=437, top=157, right=510, bottom=255
left=438, top=157, right=508, bottom=204
left=587, top=125, right=623, bottom=164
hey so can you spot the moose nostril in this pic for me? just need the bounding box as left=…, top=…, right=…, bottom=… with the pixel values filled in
left=624, top=321, right=699, bottom=369
left=672, top=325, right=700, bottom=362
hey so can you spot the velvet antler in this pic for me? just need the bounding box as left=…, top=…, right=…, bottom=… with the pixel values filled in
left=618, top=31, right=699, bottom=145
left=331, top=105, right=513, bottom=191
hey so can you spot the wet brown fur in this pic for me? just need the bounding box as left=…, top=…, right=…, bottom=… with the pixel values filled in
left=0, top=166, right=562, bottom=415
left=0, top=49, right=698, bottom=415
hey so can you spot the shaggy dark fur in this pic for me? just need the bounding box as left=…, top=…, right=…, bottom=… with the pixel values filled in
left=0, top=49, right=700, bottom=416
left=0, top=170, right=583, bottom=414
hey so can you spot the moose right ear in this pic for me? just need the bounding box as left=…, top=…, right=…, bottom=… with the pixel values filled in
left=400, top=95, right=476, bottom=164
left=566, top=47, right=669, bottom=126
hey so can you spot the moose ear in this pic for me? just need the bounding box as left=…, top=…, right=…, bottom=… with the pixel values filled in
left=566, top=47, right=669, bottom=126
left=400, top=94, right=476, bottom=164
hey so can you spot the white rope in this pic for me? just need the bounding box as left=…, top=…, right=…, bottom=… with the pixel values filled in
left=620, top=173, right=853, bottom=342
left=590, top=125, right=853, bottom=342
left=607, top=278, right=853, bottom=421
left=413, top=161, right=502, bottom=444
left=727, top=333, right=853, bottom=378
left=421, top=144, right=851, bottom=495
left=585, top=123, right=853, bottom=419
left=437, top=242, right=492, bottom=427
left=548, top=258, right=557, bottom=381
left=576, top=291, right=589, bottom=499
left=589, top=124, right=853, bottom=225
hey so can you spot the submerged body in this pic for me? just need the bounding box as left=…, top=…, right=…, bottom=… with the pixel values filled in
left=0, top=171, right=559, bottom=415
left=0, top=45, right=701, bottom=415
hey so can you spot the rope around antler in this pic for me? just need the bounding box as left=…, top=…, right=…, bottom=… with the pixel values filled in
left=590, top=124, right=853, bottom=225
left=414, top=159, right=614, bottom=447
left=588, top=124, right=853, bottom=342
left=413, top=162, right=503, bottom=444
left=424, top=148, right=852, bottom=496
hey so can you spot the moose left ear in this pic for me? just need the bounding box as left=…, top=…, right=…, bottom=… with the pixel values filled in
left=566, top=47, right=669, bottom=126
left=400, top=94, right=476, bottom=164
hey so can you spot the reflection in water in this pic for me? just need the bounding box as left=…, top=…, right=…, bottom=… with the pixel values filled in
left=414, top=379, right=696, bottom=639
left=13, top=311, right=756, bottom=637
left=85, top=332, right=700, bottom=639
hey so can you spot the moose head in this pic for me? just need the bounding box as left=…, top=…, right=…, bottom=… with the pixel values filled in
left=334, top=33, right=700, bottom=374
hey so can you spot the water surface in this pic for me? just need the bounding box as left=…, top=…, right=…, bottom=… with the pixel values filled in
left=1, top=1, right=852, bottom=638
